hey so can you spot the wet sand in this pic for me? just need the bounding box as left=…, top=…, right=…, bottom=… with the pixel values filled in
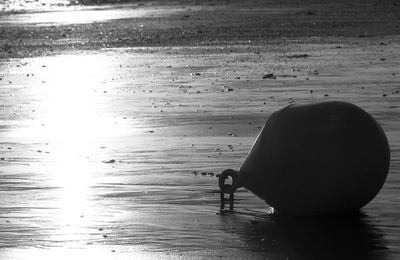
left=1, top=0, right=400, bottom=58
left=1, top=0, right=400, bottom=259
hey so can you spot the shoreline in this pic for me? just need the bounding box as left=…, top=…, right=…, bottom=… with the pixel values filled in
left=1, top=0, right=400, bottom=59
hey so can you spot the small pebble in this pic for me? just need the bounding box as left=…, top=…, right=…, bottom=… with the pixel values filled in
left=262, top=73, right=276, bottom=79
left=249, top=219, right=259, bottom=225
left=103, top=159, right=116, bottom=164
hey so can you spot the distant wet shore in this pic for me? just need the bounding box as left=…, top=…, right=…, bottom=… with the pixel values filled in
left=1, top=0, right=400, bottom=58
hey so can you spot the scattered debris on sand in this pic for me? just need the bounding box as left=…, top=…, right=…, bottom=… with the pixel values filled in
left=262, top=73, right=276, bottom=79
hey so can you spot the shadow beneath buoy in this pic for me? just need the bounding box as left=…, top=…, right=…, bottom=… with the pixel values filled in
left=221, top=210, right=389, bottom=260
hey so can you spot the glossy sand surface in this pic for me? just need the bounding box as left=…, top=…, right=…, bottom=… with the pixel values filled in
left=1, top=1, right=400, bottom=259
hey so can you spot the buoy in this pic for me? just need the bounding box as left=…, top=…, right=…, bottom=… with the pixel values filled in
left=219, top=101, right=390, bottom=215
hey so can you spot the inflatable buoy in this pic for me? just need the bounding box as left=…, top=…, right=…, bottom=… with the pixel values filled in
left=219, top=101, right=390, bottom=215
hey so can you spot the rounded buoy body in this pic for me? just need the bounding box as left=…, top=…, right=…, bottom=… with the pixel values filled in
left=237, top=101, right=390, bottom=215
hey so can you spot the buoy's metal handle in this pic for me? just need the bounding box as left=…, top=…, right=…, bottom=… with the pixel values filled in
left=219, top=169, right=238, bottom=211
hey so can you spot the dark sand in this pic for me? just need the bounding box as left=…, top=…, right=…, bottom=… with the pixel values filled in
left=0, top=0, right=400, bottom=259
left=1, top=0, right=400, bottom=58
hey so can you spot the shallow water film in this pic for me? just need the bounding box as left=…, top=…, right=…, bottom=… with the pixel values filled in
left=1, top=0, right=400, bottom=259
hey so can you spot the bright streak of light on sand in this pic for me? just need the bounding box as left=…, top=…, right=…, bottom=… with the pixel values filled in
left=39, top=55, right=113, bottom=140
left=34, top=55, right=111, bottom=243
left=0, top=247, right=190, bottom=260
left=0, top=7, right=183, bottom=25
left=5, top=54, right=133, bottom=245
left=0, top=0, right=70, bottom=12
left=16, top=54, right=126, bottom=141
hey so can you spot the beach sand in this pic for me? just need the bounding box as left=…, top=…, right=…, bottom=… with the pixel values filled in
left=0, top=0, right=400, bottom=259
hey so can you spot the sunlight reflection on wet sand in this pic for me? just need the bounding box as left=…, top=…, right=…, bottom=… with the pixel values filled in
left=0, top=246, right=187, bottom=260
left=0, top=6, right=185, bottom=25
left=30, top=55, right=121, bottom=139
left=12, top=54, right=131, bottom=140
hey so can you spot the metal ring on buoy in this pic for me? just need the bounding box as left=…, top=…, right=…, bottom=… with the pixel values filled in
left=219, top=169, right=238, bottom=211
left=218, top=169, right=238, bottom=194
